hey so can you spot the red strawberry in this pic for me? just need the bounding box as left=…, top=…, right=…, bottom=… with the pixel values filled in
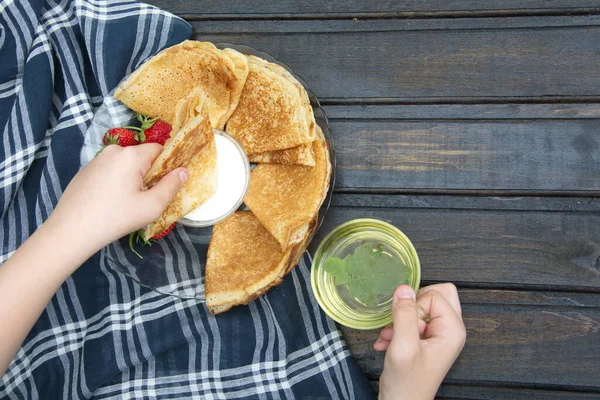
left=144, top=120, right=172, bottom=145
left=103, top=128, right=139, bottom=147
left=152, top=223, right=176, bottom=240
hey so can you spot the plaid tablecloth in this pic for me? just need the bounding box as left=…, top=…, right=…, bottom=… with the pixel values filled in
left=0, top=1, right=374, bottom=398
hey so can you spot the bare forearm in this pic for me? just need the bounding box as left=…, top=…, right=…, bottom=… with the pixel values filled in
left=0, top=144, right=186, bottom=377
left=0, top=218, right=94, bottom=376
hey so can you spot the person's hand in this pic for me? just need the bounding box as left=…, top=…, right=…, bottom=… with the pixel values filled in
left=47, top=144, right=188, bottom=255
left=374, top=283, right=466, bottom=400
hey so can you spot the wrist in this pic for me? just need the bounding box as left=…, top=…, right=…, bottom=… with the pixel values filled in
left=4, top=216, right=94, bottom=286
left=41, top=214, right=100, bottom=270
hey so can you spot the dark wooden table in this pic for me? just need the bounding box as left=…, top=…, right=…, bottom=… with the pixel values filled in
left=150, top=1, right=600, bottom=398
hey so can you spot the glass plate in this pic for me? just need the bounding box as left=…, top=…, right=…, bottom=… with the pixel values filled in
left=83, top=44, right=336, bottom=300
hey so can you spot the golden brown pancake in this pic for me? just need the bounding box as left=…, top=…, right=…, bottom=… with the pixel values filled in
left=225, top=55, right=316, bottom=154
left=171, top=87, right=206, bottom=135
left=283, top=216, right=318, bottom=277
left=248, top=142, right=315, bottom=166
left=143, top=91, right=217, bottom=239
left=114, top=41, right=248, bottom=129
left=205, top=211, right=293, bottom=315
left=244, top=126, right=331, bottom=249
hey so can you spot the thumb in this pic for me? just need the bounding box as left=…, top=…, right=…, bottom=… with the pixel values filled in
left=389, top=285, right=420, bottom=354
left=144, top=168, right=188, bottom=215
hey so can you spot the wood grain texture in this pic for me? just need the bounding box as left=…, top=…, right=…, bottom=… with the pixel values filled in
left=194, top=21, right=600, bottom=193
left=341, top=289, right=600, bottom=391
left=193, top=16, right=600, bottom=34
left=324, top=104, right=600, bottom=194
left=331, top=194, right=600, bottom=212
left=148, top=1, right=600, bottom=17
left=192, top=18, right=600, bottom=102
left=325, top=103, right=600, bottom=120
left=330, top=119, right=600, bottom=192
left=436, top=385, right=600, bottom=399
left=313, top=207, right=600, bottom=291
left=324, top=103, right=600, bottom=194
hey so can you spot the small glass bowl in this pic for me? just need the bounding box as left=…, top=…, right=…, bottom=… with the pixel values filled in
left=311, top=219, right=421, bottom=330
left=178, top=130, right=250, bottom=228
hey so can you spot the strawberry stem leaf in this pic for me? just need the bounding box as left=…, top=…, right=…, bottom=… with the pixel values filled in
left=137, top=113, right=158, bottom=131
left=129, top=232, right=143, bottom=259
left=122, top=125, right=143, bottom=132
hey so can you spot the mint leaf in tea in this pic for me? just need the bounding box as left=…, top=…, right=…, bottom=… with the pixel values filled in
left=324, top=243, right=410, bottom=307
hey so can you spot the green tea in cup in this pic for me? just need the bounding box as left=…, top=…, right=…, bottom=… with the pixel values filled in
left=311, top=219, right=420, bottom=330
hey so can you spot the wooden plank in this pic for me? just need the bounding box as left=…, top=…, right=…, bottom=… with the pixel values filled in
left=323, top=103, right=600, bottom=193
left=437, top=384, right=600, bottom=399
left=194, top=16, right=600, bottom=33
left=192, top=18, right=600, bottom=101
left=458, top=289, right=600, bottom=308
left=149, top=1, right=600, bottom=17
left=313, top=207, right=600, bottom=291
left=194, top=16, right=600, bottom=34
left=340, top=289, right=600, bottom=390
left=324, top=103, right=600, bottom=120
left=332, top=194, right=600, bottom=212
left=322, top=104, right=600, bottom=193
left=330, top=119, right=600, bottom=192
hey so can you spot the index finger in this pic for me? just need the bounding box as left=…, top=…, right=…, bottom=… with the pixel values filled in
left=417, top=283, right=462, bottom=318
left=417, top=289, right=465, bottom=342
left=135, top=143, right=163, bottom=175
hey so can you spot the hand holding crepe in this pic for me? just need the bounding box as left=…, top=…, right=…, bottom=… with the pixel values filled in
left=142, top=90, right=217, bottom=240
left=114, top=41, right=248, bottom=129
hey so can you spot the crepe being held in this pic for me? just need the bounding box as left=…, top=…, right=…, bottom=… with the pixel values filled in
left=142, top=90, right=217, bottom=240
left=226, top=55, right=316, bottom=154
left=244, top=126, right=331, bottom=249
left=114, top=41, right=248, bottom=129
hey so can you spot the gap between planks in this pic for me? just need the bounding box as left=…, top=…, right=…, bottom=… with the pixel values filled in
left=320, top=97, right=600, bottom=106
left=322, top=103, right=600, bottom=120
left=332, top=189, right=600, bottom=200
left=190, top=15, right=600, bottom=34
left=437, top=379, right=600, bottom=395
left=179, top=9, right=600, bottom=22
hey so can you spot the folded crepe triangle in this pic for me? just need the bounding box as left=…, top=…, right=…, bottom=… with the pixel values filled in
left=226, top=55, right=316, bottom=154
left=244, top=126, right=331, bottom=249
left=114, top=40, right=248, bottom=129
left=205, top=211, right=294, bottom=315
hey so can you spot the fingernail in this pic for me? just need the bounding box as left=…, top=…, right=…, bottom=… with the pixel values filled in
left=179, top=170, right=189, bottom=183
left=396, top=285, right=415, bottom=300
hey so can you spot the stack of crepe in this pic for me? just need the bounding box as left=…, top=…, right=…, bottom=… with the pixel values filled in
left=225, top=56, right=318, bottom=167
left=113, top=41, right=331, bottom=315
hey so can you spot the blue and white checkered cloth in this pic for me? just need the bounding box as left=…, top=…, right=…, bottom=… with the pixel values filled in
left=0, top=1, right=374, bottom=398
